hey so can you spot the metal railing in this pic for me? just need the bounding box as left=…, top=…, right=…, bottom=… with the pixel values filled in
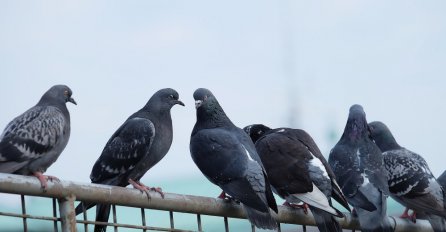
left=0, top=173, right=434, bottom=232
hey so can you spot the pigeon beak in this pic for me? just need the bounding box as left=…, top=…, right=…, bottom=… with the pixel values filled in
left=195, top=100, right=203, bottom=109
left=68, top=97, right=77, bottom=105
left=175, top=100, right=185, bottom=106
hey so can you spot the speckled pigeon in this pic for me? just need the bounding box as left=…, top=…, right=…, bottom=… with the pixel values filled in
left=328, top=105, right=393, bottom=232
left=75, top=88, right=184, bottom=232
left=369, top=121, right=446, bottom=231
left=0, top=85, right=76, bottom=189
left=244, top=124, right=350, bottom=232
left=190, top=88, right=278, bottom=230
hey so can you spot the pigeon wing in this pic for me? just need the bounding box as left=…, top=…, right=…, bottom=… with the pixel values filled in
left=90, top=117, right=155, bottom=184
left=0, top=106, right=66, bottom=163
left=361, top=141, right=390, bottom=195
left=190, top=128, right=270, bottom=212
left=329, top=143, right=380, bottom=211
left=255, top=131, right=314, bottom=196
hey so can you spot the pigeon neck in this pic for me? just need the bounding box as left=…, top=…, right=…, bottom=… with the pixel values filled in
left=140, top=105, right=172, bottom=122
left=372, top=132, right=401, bottom=152
left=341, top=118, right=368, bottom=142
left=195, top=101, right=234, bottom=130
left=37, top=94, right=65, bottom=107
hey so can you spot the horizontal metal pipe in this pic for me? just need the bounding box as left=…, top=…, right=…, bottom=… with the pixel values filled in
left=76, top=219, right=195, bottom=232
left=0, top=211, right=59, bottom=222
left=0, top=173, right=433, bottom=232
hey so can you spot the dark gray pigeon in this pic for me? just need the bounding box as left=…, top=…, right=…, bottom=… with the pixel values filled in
left=369, top=121, right=446, bottom=231
left=0, top=85, right=76, bottom=189
left=75, top=88, right=184, bottom=232
left=328, top=105, right=393, bottom=232
left=190, top=88, right=278, bottom=230
left=244, top=124, right=350, bottom=232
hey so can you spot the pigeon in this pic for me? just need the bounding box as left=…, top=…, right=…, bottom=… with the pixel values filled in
left=74, top=88, right=184, bottom=232
left=0, top=85, right=76, bottom=189
left=328, top=105, right=393, bottom=232
left=244, top=124, right=350, bottom=232
left=369, top=121, right=446, bottom=231
left=438, top=171, right=446, bottom=190
left=190, top=88, right=278, bottom=230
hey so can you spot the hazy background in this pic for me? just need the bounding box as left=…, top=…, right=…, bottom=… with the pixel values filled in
left=0, top=1, right=445, bottom=230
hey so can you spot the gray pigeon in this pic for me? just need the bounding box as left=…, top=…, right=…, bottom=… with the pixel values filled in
left=328, top=105, right=393, bottom=232
left=369, top=121, right=446, bottom=231
left=75, top=88, right=184, bottom=232
left=0, top=85, right=76, bottom=189
left=190, top=88, right=278, bottom=230
left=244, top=124, right=350, bottom=232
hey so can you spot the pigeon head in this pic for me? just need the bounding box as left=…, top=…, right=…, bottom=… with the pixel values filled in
left=243, top=124, right=272, bottom=143
left=145, top=88, right=184, bottom=111
left=193, top=88, right=222, bottom=112
left=38, top=85, right=77, bottom=106
left=193, top=88, right=214, bottom=109
left=342, top=104, right=369, bottom=141
left=192, top=88, right=232, bottom=127
left=368, top=121, right=400, bottom=151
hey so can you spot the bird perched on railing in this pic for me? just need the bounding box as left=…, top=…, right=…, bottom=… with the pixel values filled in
left=0, top=85, right=76, bottom=190
left=75, top=88, right=184, bottom=232
left=328, top=105, right=393, bottom=232
left=243, top=124, right=350, bottom=232
left=369, top=121, right=446, bottom=232
left=190, top=88, right=278, bottom=230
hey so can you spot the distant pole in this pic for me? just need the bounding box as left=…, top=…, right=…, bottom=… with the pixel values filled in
left=279, top=0, right=300, bottom=128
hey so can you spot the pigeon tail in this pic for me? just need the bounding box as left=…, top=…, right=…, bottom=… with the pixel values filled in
left=74, top=201, right=96, bottom=216
left=355, top=207, right=393, bottom=232
left=427, top=214, right=446, bottom=232
left=94, top=204, right=111, bottom=232
left=243, top=206, right=277, bottom=230
left=310, top=206, right=342, bottom=232
left=331, top=181, right=351, bottom=212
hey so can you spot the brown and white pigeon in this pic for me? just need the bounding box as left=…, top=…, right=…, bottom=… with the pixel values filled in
left=244, top=124, right=350, bottom=232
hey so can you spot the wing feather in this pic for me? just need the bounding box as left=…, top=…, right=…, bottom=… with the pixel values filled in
left=0, top=106, right=66, bottom=162
left=90, top=117, right=155, bottom=184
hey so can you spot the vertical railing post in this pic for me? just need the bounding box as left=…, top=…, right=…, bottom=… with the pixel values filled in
left=58, top=194, right=77, bottom=232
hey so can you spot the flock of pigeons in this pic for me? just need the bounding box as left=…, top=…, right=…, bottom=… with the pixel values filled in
left=0, top=85, right=445, bottom=232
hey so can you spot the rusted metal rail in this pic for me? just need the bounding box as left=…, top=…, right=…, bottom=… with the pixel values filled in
left=0, top=173, right=434, bottom=232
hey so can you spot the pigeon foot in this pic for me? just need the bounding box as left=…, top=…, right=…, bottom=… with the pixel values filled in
left=217, top=191, right=239, bottom=203
left=33, top=172, right=59, bottom=190
left=283, top=201, right=309, bottom=214
left=129, top=179, right=165, bottom=199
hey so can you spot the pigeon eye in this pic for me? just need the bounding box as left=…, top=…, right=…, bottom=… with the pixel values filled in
left=64, top=90, right=69, bottom=96
left=169, top=95, right=174, bottom=99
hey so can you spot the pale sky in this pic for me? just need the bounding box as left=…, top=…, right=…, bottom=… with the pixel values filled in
left=0, top=1, right=445, bottom=187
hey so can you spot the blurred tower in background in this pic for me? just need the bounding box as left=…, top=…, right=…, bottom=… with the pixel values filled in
left=279, top=0, right=301, bottom=128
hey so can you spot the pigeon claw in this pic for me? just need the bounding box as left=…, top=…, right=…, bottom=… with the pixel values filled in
left=217, top=191, right=227, bottom=199
left=129, top=179, right=165, bottom=199
left=217, top=191, right=238, bottom=203
left=400, top=208, right=417, bottom=223
left=283, top=201, right=309, bottom=214
left=33, top=172, right=59, bottom=190
left=129, top=179, right=151, bottom=199
left=150, top=187, right=165, bottom=199
left=400, top=208, right=411, bottom=219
